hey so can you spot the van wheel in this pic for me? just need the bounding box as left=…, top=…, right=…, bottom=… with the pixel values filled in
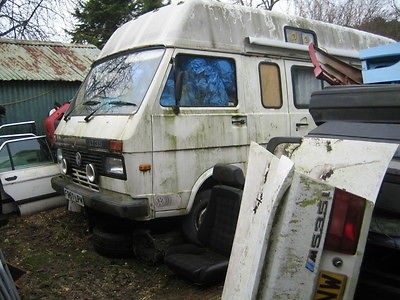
left=182, top=189, right=211, bottom=244
left=92, top=226, right=133, bottom=258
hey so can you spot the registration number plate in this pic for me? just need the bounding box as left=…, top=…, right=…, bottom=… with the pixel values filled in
left=64, top=188, right=84, bottom=206
left=314, top=271, right=347, bottom=300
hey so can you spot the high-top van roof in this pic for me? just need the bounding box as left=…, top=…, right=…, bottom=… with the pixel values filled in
left=99, top=0, right=393, bottom=61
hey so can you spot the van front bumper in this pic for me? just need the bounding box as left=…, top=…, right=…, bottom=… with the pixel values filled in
left=51, top=176, right=149, bottom=220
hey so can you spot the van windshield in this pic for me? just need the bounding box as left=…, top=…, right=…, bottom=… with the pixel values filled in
left=69, top=48, right=165, bottom=117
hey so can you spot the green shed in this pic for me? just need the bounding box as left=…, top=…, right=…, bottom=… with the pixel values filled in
left=0, top=39, right=99, bottom=134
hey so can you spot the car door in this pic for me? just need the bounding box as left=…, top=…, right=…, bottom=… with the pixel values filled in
left=0, top=136, right=65, bottom=216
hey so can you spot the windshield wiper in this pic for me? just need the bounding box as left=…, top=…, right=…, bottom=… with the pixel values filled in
left=83, top=100, right=101, bottom=106
left=84, top=101, right=136, bottom=123
left=64, top=100, right=101, bottom=121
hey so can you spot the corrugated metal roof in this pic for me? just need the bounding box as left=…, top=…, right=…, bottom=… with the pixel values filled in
left=0, top=39, right=100, bottom=81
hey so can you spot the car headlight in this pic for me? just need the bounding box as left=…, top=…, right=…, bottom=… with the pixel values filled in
left=104, top=157, right=124, bottom=176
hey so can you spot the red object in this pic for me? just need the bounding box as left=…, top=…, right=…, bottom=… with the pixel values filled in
left=44, top=102, right=70, bottom=146
left=324, top=189, right=366, bottom=255
left=308, top=43, right=363, bottom=85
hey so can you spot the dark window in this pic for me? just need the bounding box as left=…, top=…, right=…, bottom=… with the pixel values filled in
left=259, top=63, right=282, bottom=108
left=160, top=54, right=237, bottom=107
left=292, top=66, right=323, bottom=109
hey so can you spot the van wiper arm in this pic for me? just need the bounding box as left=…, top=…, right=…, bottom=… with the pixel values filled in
left=64, top=100, right=100, bottom=121
left=84, top=101, right=136, bottom=123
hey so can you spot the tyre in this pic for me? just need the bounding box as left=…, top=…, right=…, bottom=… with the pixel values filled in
left=92, top=226, right=133, bottom=258
left=182, top=189, right=211, bottom=244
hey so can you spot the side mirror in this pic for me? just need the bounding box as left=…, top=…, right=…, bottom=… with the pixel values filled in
left=172, top=56, right=184, bottom=115
left=172, top=71, right=183, bottom=115
left=175, top=70, right=184, bottom=103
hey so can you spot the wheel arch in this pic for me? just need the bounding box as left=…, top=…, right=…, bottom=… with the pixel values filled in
left=185, top=162, right=246, bottom=214
left=185, top=167, right=216, bottom=214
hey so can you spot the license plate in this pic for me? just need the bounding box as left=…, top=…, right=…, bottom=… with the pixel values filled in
left=64, top=188, right=84, bottom=206
left=314, top=271, right=347, bottom=300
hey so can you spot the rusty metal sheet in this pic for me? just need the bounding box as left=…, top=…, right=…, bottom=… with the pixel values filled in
left=0, top=39, right=99, bottom=82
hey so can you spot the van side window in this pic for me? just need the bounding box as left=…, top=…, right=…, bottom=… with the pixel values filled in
left=160, top=54, right=237, bottom=107
left=291, top=66, right=323, bottom=108
left=259, top=63, right=282, bottom=108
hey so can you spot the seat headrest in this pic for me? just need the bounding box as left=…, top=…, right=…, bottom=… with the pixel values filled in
left=212, top=164, right=245, bottom=189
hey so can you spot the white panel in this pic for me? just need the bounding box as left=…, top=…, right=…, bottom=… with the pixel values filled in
left=223, top=142, right=294, bottom=299
left=291, top=138, right=397, bottom=202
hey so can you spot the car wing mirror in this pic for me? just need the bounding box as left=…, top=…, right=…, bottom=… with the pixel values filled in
left=172, top=58, right=184, bottom=115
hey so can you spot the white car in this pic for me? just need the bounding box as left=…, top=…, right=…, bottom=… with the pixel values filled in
left=0, top=122, right=66, bottom=222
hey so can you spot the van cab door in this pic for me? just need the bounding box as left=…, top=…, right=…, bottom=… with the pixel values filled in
left=284, top=61, right=322, bottom=137
left=151, top=50, right=249, bottom=213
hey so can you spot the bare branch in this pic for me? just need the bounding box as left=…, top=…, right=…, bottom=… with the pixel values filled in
left=229, top=0, right=282, bottom=10
left=293, top=0, right=392, bottom=28
left=0, top=0, right=78, bottom=41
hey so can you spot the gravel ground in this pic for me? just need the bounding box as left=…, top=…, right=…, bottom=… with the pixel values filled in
left=0, top=208, right=222, bottom=299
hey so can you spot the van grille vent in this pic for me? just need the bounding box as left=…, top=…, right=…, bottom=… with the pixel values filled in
left=71, top=168, right=99, bottom=191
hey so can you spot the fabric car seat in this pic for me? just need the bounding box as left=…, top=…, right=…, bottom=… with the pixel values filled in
left=164, top=163, right=244, bottom=286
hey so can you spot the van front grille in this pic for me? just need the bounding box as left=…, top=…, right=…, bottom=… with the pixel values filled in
left=62, top=148, right=104, bottom=173
left=71, top=168, right=99, bottom=191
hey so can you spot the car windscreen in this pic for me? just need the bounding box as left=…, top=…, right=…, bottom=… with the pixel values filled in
left=68, top=48, right=165, bottom=117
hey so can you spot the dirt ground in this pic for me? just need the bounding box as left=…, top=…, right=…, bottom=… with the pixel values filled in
left=0, top=208, right=222, bottom=299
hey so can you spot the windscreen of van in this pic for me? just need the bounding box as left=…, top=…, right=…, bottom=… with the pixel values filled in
left=69, top=48, right=165, bottom=117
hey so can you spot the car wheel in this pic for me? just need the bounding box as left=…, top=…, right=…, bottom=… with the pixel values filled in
left=182, top=189, right=211, bottom=244
left=92, top=226, right=133, bottom=258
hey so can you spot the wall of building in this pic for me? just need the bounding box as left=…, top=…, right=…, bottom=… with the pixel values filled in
left=0, top=80, right=80, bottom=134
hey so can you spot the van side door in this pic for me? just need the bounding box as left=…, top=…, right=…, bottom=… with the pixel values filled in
left=246, top=57, right=290, bottom=146
left=284, top=61, right=323, bottom=136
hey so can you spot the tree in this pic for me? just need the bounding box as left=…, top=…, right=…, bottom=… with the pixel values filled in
left=292, top=0, right=391, bottom=28
left=292, top=0, right=400, bottom=40
left=224, top=0, right=282, bottom=10
left=70, top=0, right=167, bottom=49
left=0, top=0, right=76, bottom=41
left=359, top=16, right=400, bottom=41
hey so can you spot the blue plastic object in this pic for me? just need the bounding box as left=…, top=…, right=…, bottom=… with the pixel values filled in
left=359, top=42, right=400, bottom=84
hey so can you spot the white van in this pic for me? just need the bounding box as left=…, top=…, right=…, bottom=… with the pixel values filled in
left=51, top=0, right=393, bottom=240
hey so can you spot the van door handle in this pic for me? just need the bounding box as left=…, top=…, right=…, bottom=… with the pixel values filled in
left=295, top=122, right=309, bottom=130
left=5, top=176, right=17, bottom=181
left=232, top=116, right=247, bottom=125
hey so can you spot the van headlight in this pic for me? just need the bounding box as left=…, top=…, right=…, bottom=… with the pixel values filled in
left=86, top=163, right=97, bottom=183
left=56, top=148, right=63, bottom=164
left=57, top=149, right=68, bottom=175
left=60, top=158, right=68, bottom=175
left=104, top=157, right=125, bottom=177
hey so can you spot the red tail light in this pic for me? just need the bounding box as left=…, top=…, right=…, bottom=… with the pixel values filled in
left=324, top=189, right=366, bottom=255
